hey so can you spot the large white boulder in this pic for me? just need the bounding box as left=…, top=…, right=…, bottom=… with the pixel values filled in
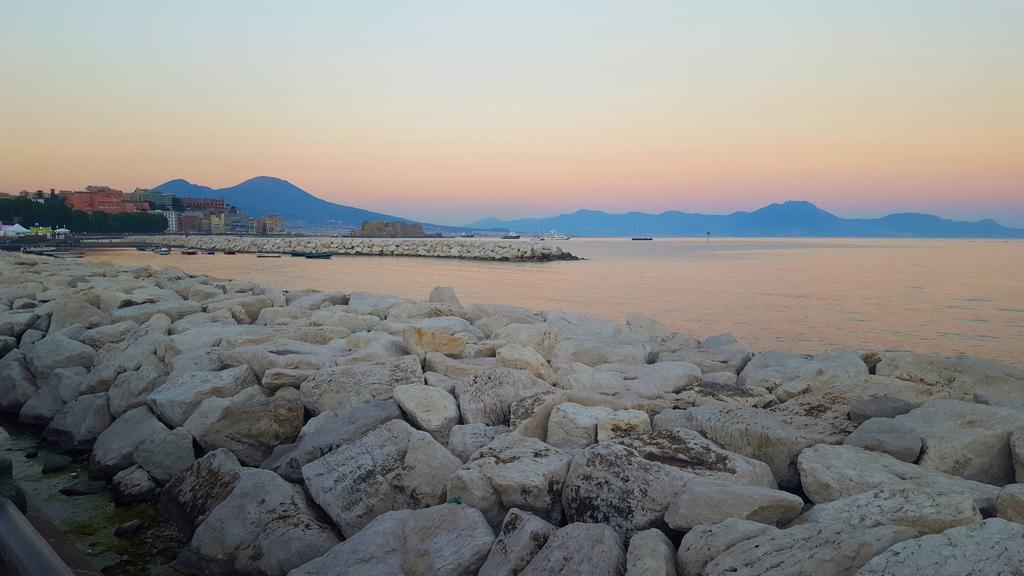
left=148, top=365, right=258, bottom=427
left=89, top=406, right=169, bottom=477
left=42, top=392, right=112, bottom=450
left=456, top=368, right=553, bottom=426
left=894, top=399, right=1024, bottom=485
left=479, top=508, right=556, bottom=576
left=302, top=419, right=461, bottom=537
left=856, top=519, right=1024, bottom=576
left=158, top=449, right=243, bottom=538
left=447, top=433, right=572, bottom=527
left=676, top=519, right=777, bottom=576
left=394, top=383, right=460, bottom=443
left=519, top=522, right=625, bottom=576
left=792, top=485, right=981, bottom=534
left=798, top=444, right=1002, bottom=514
left=183, top=387, right=303, bottom=466
left=289, top=504, right=495, bottom=576
left=299, top=355, right=422, bottom=416
left=134, top=427, right=196, bottom=484
left=664, top=477, right=804, bottom=530
left=626, top=528, right=677, bottom=576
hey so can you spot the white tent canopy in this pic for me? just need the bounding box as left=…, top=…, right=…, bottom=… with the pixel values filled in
left=1, top=223, right=30, bottom=237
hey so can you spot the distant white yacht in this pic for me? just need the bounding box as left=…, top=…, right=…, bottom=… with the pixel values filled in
left=539, top=230, right=571, bottom=241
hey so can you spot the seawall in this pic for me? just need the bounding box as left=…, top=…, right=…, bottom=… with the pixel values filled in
left=124, top=235, right=579, bottom=261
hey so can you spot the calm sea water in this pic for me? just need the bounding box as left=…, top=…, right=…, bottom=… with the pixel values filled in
left=88, top=238, right=1024, bottom=366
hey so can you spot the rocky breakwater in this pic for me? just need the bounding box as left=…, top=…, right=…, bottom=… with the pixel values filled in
left=2, top=250, right=1024, bottom=576
left=127, top=235, right=580, bottom=261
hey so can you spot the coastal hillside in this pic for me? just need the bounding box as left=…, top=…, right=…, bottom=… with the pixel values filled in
left=469, top=201, right=1024, bottom=238
left=152, top=176, right=414, bottom=228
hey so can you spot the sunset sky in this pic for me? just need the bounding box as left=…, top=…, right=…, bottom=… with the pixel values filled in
left=2, top=1, right=1022, bottom=226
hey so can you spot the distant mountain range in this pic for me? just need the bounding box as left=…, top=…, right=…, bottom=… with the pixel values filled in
left=469, top=201, right=1024, bottom=238
left=153, top=176, right=415, bottom=229
left=152, top=177, right=1024, bottom=237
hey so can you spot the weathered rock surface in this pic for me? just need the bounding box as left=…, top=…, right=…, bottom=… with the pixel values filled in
left=703, top=522, right=917, bottom=576
left=112, top=464, right=158, bottom=504
left=448, top=433, right=572, bottom=526
left=448, top=423, right=510, bottom=462
left=134, top=427, right=196, bottom=484
left=89, top=406, right=169, bottom=477
left=519, top=522, right=625, bottom=576
left=180, top=468, right=339, bottom=576
left=299, top=355, right=422, bottom=415
left=664, top=477, right=804, bottom=530
left=0, top=349, right=37, bottom=413
left=996, top=483, right=1024, bottom=523
left=562, top=428, right=776, bottom=539
left=289, top=504, right=495, bottom=576
left=479, top=508, right=556, bottom=576
left=676, top=519, right=777, bottom=576
left=894, top=398, right=1024, bottom=485
left=793, top=485, right=981, bottom=533
left=842, top=418, right=923, bottom=462
left=655, top=404, right=843, bottom=488
left=302, top=419, right=461, bottom=536
left=148, top=365, right=258, bottom=427
left=456, top=368, right=553, bottom=426
left=184, top=386, right=304, bottom=466
left=626, top=528, right=677, bottom=576
left=496, top=343, right=555, bottom=383
left=1014, top=428, right=1024, bottom=483
left=855, top=518, right=1024, bottom=576
left=159, top=449, right=244, bottom=537
left=848, top=396, right=915, bottom=424
left=394, top=383, right=460, bottom=443
left=798, top=444, right=1002, bottom=514
left=43, top=392, right=112, bottom=450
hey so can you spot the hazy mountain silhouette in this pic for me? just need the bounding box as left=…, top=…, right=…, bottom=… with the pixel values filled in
left=469, top=201, right=1024, bottom=238
left=153, top=176, right=413, bottom=227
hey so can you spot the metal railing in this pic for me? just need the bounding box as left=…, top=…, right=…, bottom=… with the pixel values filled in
left=0, top=458, right=75, bottom=576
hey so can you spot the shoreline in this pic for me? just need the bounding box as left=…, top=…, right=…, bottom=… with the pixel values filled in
left=122, top=234, right=580, bottom=261
left=2, top=252, right=1023, bottom=575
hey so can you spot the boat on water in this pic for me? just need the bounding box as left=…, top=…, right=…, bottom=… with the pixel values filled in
left=181, top=249, right=198, bottom=255
left=154, top=247, right=170, bottom=255
left=539, top=230, right=571, bottom=241
left=631, top=236, right=654, bottom=241
left=223, top=250, right=236, bottom=255
left=290, top=251, right=308, bottom=257
left=256, top=252, right=282, bottom=258
left=460, top=233, right=476, bottom=238
left=203, top=249, right=217, bottom=255
left=135, top=246, right=151, bottom=251
left=304, top=252, right=332, bottom=259
left=501, top=232, right=521, bottom=239
left=49, top=251, right=85, bottom=259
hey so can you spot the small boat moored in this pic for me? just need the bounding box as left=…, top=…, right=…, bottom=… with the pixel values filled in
left=154, top=247, right=171, bottom=255
left=539, top=230, right=571, bottom=241
left=203, top=249, right=217, bottom=255
left=290, top=251, right=308, bottom=257
left=631, top=236, right=654, bottom=241
left=303, top=252, right=332, bottom=259
left=501, top=232, right=521, bottom=239
left=49, top=251, right=85, bottom=258
left=223, top=250, right=236, bottom=255
left=181, top=249, right=198, bottom=255
left=256, top=252, right=282, bottom=258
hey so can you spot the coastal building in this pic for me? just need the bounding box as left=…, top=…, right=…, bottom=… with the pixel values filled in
left=209, top=212, right=225, bottom=234
left=254, top=215, right=284, bottom=235
left=347, top=220, right=427, bottom=238
left=179, top=212, right=211, bottom=234
left=123, top=188, right=175, bottom=210
left=154, top=210, right=179, bottom=233
left=67, top=188, right=149, bottom=214
left=223, top=208, right=250, bottom=234
left=180, top=197, right=225, bottom=211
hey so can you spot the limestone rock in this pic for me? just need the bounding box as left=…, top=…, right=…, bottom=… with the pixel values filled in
left=148, top=365, right=258, bottom=427
left=655, top=404, right=843, bottom=489
left=626, top=528, right=677, bottom=576
left=289, top=504, right=494, bottom=576
left=676, top=519, right=778, bottom=576
left=394, top=383, right=460, bottom=443
left=996, top=483, right=1024, bottom=523
left=562, top=428, right=776, bottom=539
left=873, top=350, right=1024, bottom=401
left=456, top=368, right=553, bottom=426
left=158, top=449, right=244, bottom=538
left=0, top=310, right=39, bottom=339
left=703, top=522, right=917, bottom=576
left=497, top=343, right=555, bottom=382
left=547, top=402, right=614, bottom=450
left=664, top=477, right=804, bottom=530
left=597, top=409, right=652, bottom=442
left=1014, top=429, right=1024, bottom=482
left=795, top=485, right=981, bottom=534
left=447, top=433, right=572, bottom=526
left=402, top=326, right=467, bottom=360
left=89, top=406, right=169, bottom=477
left=260, top=368, right=314, bottom=390
left=107, top=360, right=167, bottom=417
left=181, top=468, right=340, bottom=576
left=80, top=321, right=138, bottom=349
left=856, top=519, right=1024, bottom=576
left=112, top=464, right=158, bottom=504
left=262, top=400, right=401, bottom=482
left=111, top=300, right=202, bottom=324
left=302, top=419, right=461, bottom=536
left=894, top=399, right=1024, bottom=485
left=134, top=427, right=196, bottom=484
left=798, top=444, right=1002, bottom=514
left=519, top=522, right=625, bottom=576
left=448, top=423, right=510, bottom=462
left=25, top=334, right=96, bottom=382
left=184, top=387, right=304, bottom=466
left=842, top=418, right=922, bottom=462
left=0, top=349, right=37, bottom=413
left=429, top=286, right=461, bottom=305
left=299, top=355, right=422, bottom=416
left=479, top=508, right=556, bottom=576
left=49, top=297, right=109, bottom=332
left=848, top=396, right=915, bottom=424
left=43, top=392, right=112, bottom=450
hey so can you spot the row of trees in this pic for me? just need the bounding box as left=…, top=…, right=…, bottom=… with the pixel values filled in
left=0, top=197, right=168, bottom=234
